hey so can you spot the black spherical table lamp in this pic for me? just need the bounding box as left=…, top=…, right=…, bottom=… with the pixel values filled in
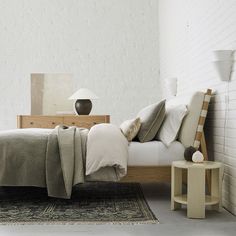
left=68, top=88, right=98, bottom=115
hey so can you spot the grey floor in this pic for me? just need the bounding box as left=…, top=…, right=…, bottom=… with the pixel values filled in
left=0, top=183, right=235, bottom=236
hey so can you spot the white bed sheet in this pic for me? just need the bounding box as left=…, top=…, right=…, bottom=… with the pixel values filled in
left=128, top=141, right=185, bottom=166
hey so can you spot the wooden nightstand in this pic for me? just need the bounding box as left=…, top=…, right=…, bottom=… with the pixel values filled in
left=17, top=115, right=110, bottom=129
left=171, top=160, right=223, bottom=218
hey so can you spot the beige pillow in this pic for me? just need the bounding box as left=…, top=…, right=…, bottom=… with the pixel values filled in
left=120, top=118, right=141, bottom=142
left=137, top=100, right=166, bottom=143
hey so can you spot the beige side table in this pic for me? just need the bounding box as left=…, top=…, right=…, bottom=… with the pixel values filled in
left=171, top=160, right=223, bottom=219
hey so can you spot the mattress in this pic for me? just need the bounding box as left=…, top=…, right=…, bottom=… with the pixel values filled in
left=128, top=141, right=185, bottom=166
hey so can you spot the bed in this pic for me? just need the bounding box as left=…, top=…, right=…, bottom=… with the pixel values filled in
left=0, top=89, right=212, bottom=198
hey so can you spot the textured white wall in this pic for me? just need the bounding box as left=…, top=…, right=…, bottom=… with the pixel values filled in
left=159, top=0, right=236, bottom=215
left=0, top=0, right=160, bottom=129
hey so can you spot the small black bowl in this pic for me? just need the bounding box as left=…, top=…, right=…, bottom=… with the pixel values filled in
left=184, top=146, right=197, bottom=162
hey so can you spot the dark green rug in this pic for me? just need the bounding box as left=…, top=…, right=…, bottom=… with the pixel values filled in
left=0, top=183, right=158, bottom=225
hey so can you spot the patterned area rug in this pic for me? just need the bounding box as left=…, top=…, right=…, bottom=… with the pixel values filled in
left=0, top=183, right=158, bottom=225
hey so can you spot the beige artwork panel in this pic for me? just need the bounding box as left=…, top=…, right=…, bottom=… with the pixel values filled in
left=31, top=74, right=75, bottom=115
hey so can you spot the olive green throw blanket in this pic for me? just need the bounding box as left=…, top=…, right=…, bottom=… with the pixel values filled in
left=0, top=126, right=88, bottom=199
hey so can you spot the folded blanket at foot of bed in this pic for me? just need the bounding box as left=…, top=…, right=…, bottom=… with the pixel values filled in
left=46, top=126, right=88, bottom=198
left=0, top=124, right=128, bottom=199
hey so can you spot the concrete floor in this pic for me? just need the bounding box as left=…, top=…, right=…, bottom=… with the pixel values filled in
left=0, top=183, right=235, bottom=236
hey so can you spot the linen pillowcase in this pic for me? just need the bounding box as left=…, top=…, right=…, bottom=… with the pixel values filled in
left=155, top=104, right=188, bottom=146
left=120, top=118, right=141, bottom=142
left=137, top=100, right=166, bottom=143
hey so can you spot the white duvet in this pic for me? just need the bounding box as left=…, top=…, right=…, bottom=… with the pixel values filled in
left=86, top=123, right=129, bottom=181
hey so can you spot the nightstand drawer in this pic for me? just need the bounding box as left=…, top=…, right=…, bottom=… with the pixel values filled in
left=20, top=116, right=63, bottom=128
left=63, top=116, right=108, bottom=129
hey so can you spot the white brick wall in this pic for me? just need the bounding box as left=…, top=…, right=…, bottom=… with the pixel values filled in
left=0, top=0, right=160, bottom=128
left=159, top=0, right=236, bottom=215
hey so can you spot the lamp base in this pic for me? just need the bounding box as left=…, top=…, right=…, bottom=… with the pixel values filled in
left=75, top=99, right=92, bottom=115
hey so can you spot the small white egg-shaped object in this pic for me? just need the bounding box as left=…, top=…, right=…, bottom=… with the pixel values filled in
left=192, top=151, right=204, bottom=163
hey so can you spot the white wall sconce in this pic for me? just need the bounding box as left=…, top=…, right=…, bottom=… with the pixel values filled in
left=166, top=77, right=177, bottom=97
left=212, top=50, right=234, bottom=81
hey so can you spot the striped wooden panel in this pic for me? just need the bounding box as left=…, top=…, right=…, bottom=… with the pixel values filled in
left=193, top=89, right=212, bottom=149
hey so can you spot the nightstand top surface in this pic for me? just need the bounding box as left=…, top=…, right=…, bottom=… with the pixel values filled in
left=172, top=160, right=222, bottom=169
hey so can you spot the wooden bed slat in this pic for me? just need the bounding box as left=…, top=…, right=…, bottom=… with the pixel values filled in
left=122, top=166, right=171, bottom=183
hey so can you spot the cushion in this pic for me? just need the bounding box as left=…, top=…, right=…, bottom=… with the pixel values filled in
left=166, top=91, right=205, bottom=147
left=120, top=118, right=141, bottom=142
left=137, top=100, right=166, bottom=143
left=156, top=104, right=188, bottom=146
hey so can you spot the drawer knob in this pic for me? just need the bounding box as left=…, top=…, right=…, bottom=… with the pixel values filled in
left=93, top=122, right=97, bottom=125
left=52, top=122, right=55, bottom=125
left=30, top=122, right=34, bottom=125
left=72, top=122, right=75, bottom=125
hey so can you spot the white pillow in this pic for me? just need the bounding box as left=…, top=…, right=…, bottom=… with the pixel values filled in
left=156, top=104, right=188, bottom=146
